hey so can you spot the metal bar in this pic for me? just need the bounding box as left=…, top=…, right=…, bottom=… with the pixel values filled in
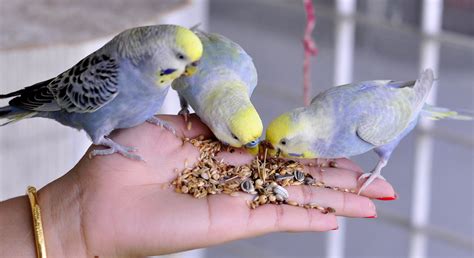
left=326, top=1, right=356, bottom=258
left=409, top=1, right=444, bottom=258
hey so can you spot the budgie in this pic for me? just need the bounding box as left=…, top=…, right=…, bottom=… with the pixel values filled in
left=172, top=30, right=263, bottom=149
left=0, top=24, right=203, bottom=160
left=265, top=69, right=471, bottom=194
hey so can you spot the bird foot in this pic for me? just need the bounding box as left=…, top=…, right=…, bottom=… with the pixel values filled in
left=178, top=108, right=190, bottom=122
left=147, top=116, right=176, bottom=135
left=357, top=172, right=386, bottom=195
left=358, top=172, right=386, bottom=181
left=89, top=140, right=143, bottom=161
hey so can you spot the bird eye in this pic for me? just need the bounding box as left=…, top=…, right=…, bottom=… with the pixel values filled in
left=280, top=139, right=287, bottom=145
left=231, top=133, right=239, bottom=140
left=177, top=53, right=185, bottom=60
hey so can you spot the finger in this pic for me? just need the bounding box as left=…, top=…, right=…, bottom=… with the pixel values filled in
left=285, top=186, right=377, bottom=218
left=329, top=158, right=364, bottom=173
left=298, top=158, right=363, bottom=173
left=157, top=114, right=214, bottom=139
left=215, top=149, right=254, bottom=166
left=207, top=194, right=338, bottom=235
left=245, top=202, right=338, bottom=233
left=306, top=166, right=395, bottom=199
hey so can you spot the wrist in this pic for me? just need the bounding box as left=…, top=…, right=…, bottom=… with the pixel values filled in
left=38, top=170, right=88, bottom=257
left=0, top=195, right=37, bottom=257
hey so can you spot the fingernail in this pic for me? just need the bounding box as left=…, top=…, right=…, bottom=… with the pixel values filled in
left=364, top=215, right=377, bottom=218
left=377, top=193, right=398, bottom=201
left=332, top=226, right=339, bottom=230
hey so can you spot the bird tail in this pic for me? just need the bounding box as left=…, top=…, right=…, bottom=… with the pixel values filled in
left=0, top=106, right=37, bottom=126
left=421, top=104, right=473, bottom=121
left=190, top=23, right=202, bottom=31
left=0, top=89, right=25, bottom=99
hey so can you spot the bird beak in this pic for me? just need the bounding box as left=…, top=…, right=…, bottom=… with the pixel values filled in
left=246, top=145, right=259, bottom=156
left=183, top=61, right=199, bottom=76
left=244, top=139, right=260, bottom=156
left=245, top=139, right=260, bottom=148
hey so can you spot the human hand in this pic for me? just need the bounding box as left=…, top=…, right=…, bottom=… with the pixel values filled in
left=38, top=114, right=395, bottom=257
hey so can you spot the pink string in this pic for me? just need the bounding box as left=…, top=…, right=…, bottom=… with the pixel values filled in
left=303, top=0, right=318, bottom=106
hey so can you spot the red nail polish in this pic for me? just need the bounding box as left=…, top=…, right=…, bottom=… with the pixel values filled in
left=364, top=215, right=377, bottom=218
left=377, top=193, right=398, bottom=201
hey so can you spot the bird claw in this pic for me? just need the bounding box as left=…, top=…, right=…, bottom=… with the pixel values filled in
left=178, top=108, right=190, bottom=122
left=357, top=172, right=385, bottom=195
left=147, top=116, right=177, bottom=135
left=89, top=142, right=144, bottom=161
left=122, top=145, right=138, bottom=152
left=358, top=172, right=386, bottom=181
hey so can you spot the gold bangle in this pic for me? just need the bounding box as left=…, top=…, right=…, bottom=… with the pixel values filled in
left=27, top=186, right=47, bottom=258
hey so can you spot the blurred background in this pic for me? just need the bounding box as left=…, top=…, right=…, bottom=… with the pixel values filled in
left=1, top=0, right=473, bottom=257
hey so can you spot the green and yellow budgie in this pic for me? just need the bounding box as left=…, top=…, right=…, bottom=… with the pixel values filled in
left=172, top=30, right=262, bottom=150
left=0, top=24, right=203, bottom=160
left=266, top=69, right=471, bottom=194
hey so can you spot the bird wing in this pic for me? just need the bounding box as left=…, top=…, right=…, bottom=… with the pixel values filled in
left=355, top=81, right=417, bottom=146
left=356, top=106, right=413, bottom=146
left=10, top=54, right=120, bottom=113
left=48, top=54, right=120, bottom=113
left=8, top=78, right=61, bottom=111
left=356, top=69, right=434, bottom=146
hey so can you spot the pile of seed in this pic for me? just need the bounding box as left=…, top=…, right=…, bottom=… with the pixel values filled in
left=172, top=136, right=355, bottom=213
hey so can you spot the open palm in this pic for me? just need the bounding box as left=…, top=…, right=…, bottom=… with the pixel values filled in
left=41, top=115, right=395, bottom=257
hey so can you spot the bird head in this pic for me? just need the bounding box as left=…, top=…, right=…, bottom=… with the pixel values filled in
left=155, top=26, right=203, bottom=87
left=224, top=105, right=263, bottom=148
left=265, top=109, right=317, bottom=159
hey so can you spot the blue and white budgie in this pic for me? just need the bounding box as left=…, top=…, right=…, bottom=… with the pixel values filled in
left=265, top=69, right=471, bottom=194
left=172, top=30, right=263, bottom=149
left=0, top=24, right=203, bottom=160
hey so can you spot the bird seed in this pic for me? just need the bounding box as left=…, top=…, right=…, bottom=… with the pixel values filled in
left=171, top=136, right=355, bottom=213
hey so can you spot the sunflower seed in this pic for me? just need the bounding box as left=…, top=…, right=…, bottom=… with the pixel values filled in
left=275, top=174, right=294, bottom=181
left=294, top=170, right=305, bottom=182
left=241, top=179, right=255, bottom=193
left=273, top=185, right=289, bottom=200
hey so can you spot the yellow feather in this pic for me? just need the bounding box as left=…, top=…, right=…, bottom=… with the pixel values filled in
left=265, top=112, right=318, bottom=158
left=266, top=113, right=292, bottom=146
left=230, top=105, right=263, bottom=144
left=175, top=27, right=203, bottom=62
